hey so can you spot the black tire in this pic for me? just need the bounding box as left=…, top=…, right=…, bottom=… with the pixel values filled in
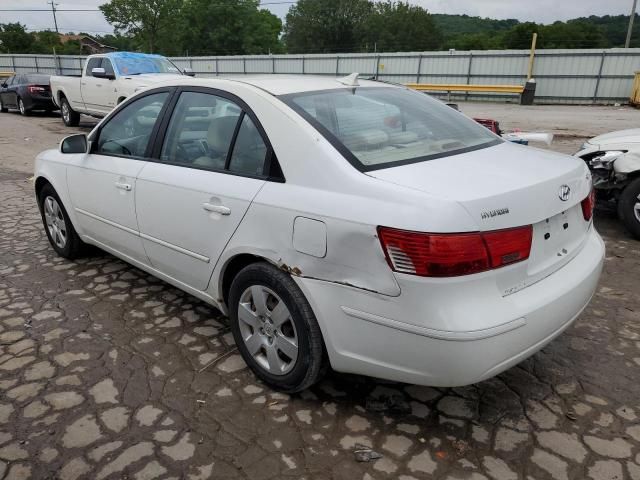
left=18, top=97, right=29, bottom=116
left=38, top=183, right=86, bottom=259
left=228, top=262, right=327, bottom=393
left=60, top=96, right=80, bottom=127
left=618, top=177, right=640, bottom=240
left=0, top=97, right=7, bottom=113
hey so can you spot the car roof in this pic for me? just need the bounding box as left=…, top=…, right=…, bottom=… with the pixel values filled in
left=165, top=74, right=398, bottom=96
left=104, top=52, right=166, bottom=60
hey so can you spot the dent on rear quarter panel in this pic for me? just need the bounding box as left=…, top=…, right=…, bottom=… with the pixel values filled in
left=216, top=201, right=401, bottom=298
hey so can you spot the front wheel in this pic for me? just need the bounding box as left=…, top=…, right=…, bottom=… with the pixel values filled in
left=38, top=184, right=86, bottom=259
left=618, top=177, right=640, bottom=240
left=228, top=263, right=327, bottom=392
left=60, top=97, right=80, bottom=127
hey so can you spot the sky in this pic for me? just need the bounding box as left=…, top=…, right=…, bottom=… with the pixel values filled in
left=0, top=0, right=636, bottom=35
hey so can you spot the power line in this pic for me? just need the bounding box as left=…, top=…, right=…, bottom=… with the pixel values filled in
left=0, top=2, right=297, bottom=12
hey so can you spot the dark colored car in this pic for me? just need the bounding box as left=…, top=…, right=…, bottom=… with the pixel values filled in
left=0, top=73, right=56, bottom=115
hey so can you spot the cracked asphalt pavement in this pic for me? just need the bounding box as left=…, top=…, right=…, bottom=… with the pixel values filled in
left=1, top=109, right=640, bottom=479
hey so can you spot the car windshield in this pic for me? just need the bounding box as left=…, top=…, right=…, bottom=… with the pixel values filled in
left=26, top=75, right=50, bottom=84
left=281, top=87, right=501, bottom=171
left=113, top=56, right=182, bottom=76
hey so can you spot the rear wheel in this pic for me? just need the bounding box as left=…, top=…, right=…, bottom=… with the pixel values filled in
left=228, top=262, right=326, bottom=392
left=60, top=97, right=80, bottom=127
left=18, top=97, right=29, bottom=116
left=0, top=97, right=7, bottom=113
left=38, top=184, right=86, bottom=259
left=618, top=177, right=640, bottom=240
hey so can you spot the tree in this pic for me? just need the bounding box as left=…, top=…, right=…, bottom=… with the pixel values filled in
left=0, top=23, right=33, bottom=53
left=283, top=0, right=372, bottom=53
left=361, top=1, right=442, bottom=52
left=502, top=22, right=539, bottom=49
left=99, top=0, right=183, bottom=53
left=179, top=0, right=283, bottom=55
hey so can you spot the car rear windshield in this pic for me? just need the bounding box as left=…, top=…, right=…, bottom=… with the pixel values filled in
left=281, top=87, right=501, bottom=171
left=26, top=75, right=50, bottom=84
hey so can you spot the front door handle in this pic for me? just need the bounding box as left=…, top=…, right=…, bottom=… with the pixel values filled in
left=202, top=203, right=231, bottom=215
left=115, top=182, right=132, bottom=191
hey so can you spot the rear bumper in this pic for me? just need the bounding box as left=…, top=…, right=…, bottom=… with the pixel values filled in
left=295, top=227, right=605, bottom=386
left=25, top=95, right=55, bottom=110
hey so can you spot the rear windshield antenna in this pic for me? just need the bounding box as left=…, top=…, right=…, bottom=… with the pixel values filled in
left=337, top=73, right=360, bottom=87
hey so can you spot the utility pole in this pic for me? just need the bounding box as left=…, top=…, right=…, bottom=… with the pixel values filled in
left=48, top=1, right=59, bottom=34
left=626, top=0, right=638, bottom=48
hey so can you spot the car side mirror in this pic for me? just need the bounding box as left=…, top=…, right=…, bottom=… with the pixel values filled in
left=92, top=67, right=115, bottom=80
left=183, top=67, right=195, bottom=77
left=1, top=82, right=7, bottom=88
left=60, top=134, right=88, bottom=154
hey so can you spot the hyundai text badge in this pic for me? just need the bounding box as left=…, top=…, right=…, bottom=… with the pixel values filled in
left=558, top=185, right=571, bottom=202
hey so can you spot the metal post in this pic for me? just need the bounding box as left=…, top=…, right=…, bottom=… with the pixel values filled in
left=336, top=56, right=340, bottom=76
left=416, top=54, right=422, bottom=83
left=375, top=55, right=380, bottom=80
left=593, top=50, right=607, bottom=103
left=465, top=52, right=473, bottom=101
left=243, top=58, right=246, bottom=74
left=527, top=33, right=538, bottom=80
left=48, top=1, right=59, bottom=34
left=34, top=56, right=39, bottom=73
left=302, top=56, right=305, bottom=75
left=215, top=57, right=219, bottom=76
left=272, top=56, right=275, bottom=74
left=10, top=55, right=15, bottom=74
left=627, top=0, right=638, bottom=48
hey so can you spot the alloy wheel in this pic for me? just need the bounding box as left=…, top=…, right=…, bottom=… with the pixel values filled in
left=62, top=102, right=70, bottom=123
left=19, top=99, right=25, bottom=115
left=634, top=194, right=640, bottom=224
left=237, top=285, right=299, bottom=375
left=43, top=196, right=67, bottom=249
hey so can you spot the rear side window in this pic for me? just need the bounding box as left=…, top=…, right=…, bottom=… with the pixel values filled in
left=160, top=91, right=242, bottom=171
left=281, top=87, right=501, bottom=171
left=95, top=92, right=169, bottom=158
left=159, top=90, right=274, bottom=178
left=228, top=115, right=268, bottom=176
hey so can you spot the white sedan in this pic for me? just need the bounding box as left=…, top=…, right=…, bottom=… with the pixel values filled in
left=34, top=75, right=604, bottom=392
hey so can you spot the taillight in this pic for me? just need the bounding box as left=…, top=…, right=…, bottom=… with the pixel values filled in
left=581, top=188, right=595, bottom=221
left=28, top=85, right=46, bottom=94
left=378, top=225, right=533, bottom=278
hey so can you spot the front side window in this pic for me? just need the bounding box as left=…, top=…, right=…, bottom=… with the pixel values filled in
left=86, top=57, right=102, bottom=76
left=160, top=91, right=242, bottom=171
left=102, top=59, right=115, bottom=77
left=95, top=91, right=169, bottom=158
left=281, top=87, right=501, bottom=171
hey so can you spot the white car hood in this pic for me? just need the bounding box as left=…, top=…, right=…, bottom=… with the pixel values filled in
left=121, top=73, right=185, bottom=86
left=366, top=141, right=590, bottom=229
left=589, top=128, right=640, bottom=147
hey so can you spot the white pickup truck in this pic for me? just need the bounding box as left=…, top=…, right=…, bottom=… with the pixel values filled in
left=51, top=52, right=191, bottom=126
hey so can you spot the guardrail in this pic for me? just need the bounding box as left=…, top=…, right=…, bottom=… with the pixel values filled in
left=1, top=48, right=639, bottom=104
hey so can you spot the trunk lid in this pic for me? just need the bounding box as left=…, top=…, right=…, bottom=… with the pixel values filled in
left=367, top=141, right=594, bottom=295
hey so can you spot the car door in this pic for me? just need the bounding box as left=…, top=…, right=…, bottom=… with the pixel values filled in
left=81, top=57, right=111, bottom=114
left=0, top=76, right=14, bottom=107
left=6, top=75, right=20, bottom=108
left=66, top=89, right=173, bottom=263
left=135, top=88, right=277, bottom=291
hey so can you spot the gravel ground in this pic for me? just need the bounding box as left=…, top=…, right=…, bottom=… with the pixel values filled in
left=0, top=105, right=639, bottom=479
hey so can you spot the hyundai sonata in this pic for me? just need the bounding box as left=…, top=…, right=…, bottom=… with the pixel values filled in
left=34, top=75, right=604, bottom=392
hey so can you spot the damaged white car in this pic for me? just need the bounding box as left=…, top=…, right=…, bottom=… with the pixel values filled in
left=575, top=129, right=640, bottom=239
left=34, top=75, right=604, bottom=392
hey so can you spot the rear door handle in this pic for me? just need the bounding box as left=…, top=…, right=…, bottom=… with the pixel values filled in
left=115, top=182, right=132, bottom=191
left=202, top=203, right=231, bottom=215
